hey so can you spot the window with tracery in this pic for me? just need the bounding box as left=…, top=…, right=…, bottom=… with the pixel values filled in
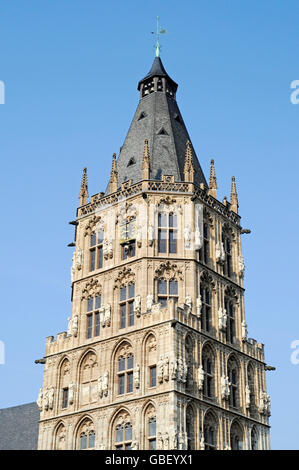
left=199, top=222, right=209, bottom=264
left=225, top=297, right=235, bottom=343
left=202, top=345, right=215, bottom=398
left=79, top=352, right=98, bottom=406
left=119, top=283, right=135, bottom=328
left=55, top=424, right=66, bottom=450
left=230, top=421, right=243, bottom=450
left=203, top=412, right=217, bottom=450
left=228, top=357, right=239, bottom=408
left=78, top=419, right=95, bottom=450
left=113, top=412, right=133, bottom=450
left=86, top=294, right=101, bottom=339
left=116, top=343, right=134, bottom=396
left=157, top=279, right=178, bottom=307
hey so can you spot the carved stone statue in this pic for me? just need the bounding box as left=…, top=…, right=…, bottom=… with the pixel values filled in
left=37, top=388, right=43, bottom=411
left=196, top=296, right=202, bottom=318
left=200, top=434, right=205, bottom=450
left=98, top=376, right=103, bottom=399
left=245, top=384, right=251, bottom=409
left=99, top=306, right=106, bottom=327
left=104, top=304, right=111, bottom=327
left=72, top=315, right=78, bottom=337
left=48, top=387, right=54, bottom=410
left=218, top=308, right=227, bottom=331
left=103, top=371, right=109, bottom=396
left=163, top=432, right=169, bottom=450
left=238, top=255, right=245, bottom=277
left=133, top=364, right=140, bottom=389
left=178, top=432, right=186, bottom=450
left=197, top=365, right=205, bottom=391
left=185, top=294, right=192, bottom=311
left=182, top=360, right=188, bottom=383
left=131, top=441, right=139, bottom=450
left=194, top=227, right=203, bottom=250
left=148, top=225, right=154, bottom=247
left=43, top=388, right=49, bottom=411
left=184, top=225, right=192, bottom=249
left=69, top=382, right=75, bottom=405
left=157, top=432, right=163, bottom=450
left=216, top=242, right=225, bottom=264
left=172, top=430, right=178, bottom=449
left=76, top=248, right=83, bottom=270
left=134, top=295, right=141, bottom=317
left=146, top=294, right=153, bottom=311
left=177, top=357, right=184, bottom=382
left=170, top=357, right=177, bottom=380
left=265, top=394, right=271, bottom=416
left=136, top=226, right=142, bottom=248
left=163, top=355, right=169, bottom=381
left=221, top=375, right=231, bottom=400
left=157, top=355, right=164, bottom=383
left=108, top=239, right=113, bottom=258
left=241, top=320, right=248, bottom=342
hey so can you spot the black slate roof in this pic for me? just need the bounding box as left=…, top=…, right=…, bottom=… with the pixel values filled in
left=110, top=57, right=207, bottom=192
left=0, top=402, right=39, bottom=450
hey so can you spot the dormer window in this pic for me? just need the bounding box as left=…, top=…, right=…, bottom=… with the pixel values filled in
left=157, top=127, right=168, bottom=136
left=127, top=157, right=136, bottom=167
left=138, top=112, right=147, bottom=121
left=174, top=113, right=181, bottom=123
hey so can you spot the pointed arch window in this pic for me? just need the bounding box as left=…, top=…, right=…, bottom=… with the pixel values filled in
left=199, top=222, right=209, bottom=264
left=225, top=297, right=235, bottom=344
left=77, top=420, right=96, bottom=450
left=148, top=417, right=157, bottom=449
left=200, top=285, right=212, bottom=332
left=186, top=406, right=195, bottom=450
left=251, top=427, right=258, bottom=450
left=230, top=421, right=243, bottom=450
left=202, top=346, right=215, bottom=398
left=222, top=232, right=232, bottom=278
left=119, top=283, right=135, bottom=328
left=204, top=413, right=217, bottom=450
left=90, top=229, right=104, bottom=271
left=118, top=353, right=134, bottom=395
left=228, top=357, right=239, bottom=408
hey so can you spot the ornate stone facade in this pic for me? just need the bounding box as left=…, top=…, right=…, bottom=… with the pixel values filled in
left=37, top=55, right=270, bottom=450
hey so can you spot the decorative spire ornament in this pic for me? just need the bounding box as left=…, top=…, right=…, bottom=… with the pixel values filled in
left=109, top=153, right=118, bottom=193
left=208, top=159, right=217, bottom=198
left=230, top=176, right=239, bottom=213
left=183, top=140, right=195, bottom=183
left=79, top=167, right=89, bottom=206
left=142, top=138, right=151, bottom=179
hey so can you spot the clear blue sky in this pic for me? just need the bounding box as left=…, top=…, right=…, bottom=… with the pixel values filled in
left=0, top=0, right=298, bottom=450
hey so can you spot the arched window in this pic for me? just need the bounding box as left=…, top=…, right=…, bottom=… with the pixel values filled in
left=113, top=411, right=133, bottom=450
left=145, top=334, right=157, bottom=389
left=158, top=212, right=177, bottom=254
left=230, top=421, right=243, bottom=450
left=116, top=343, right=134, bottom=396
left=120, top=283, right=135, bottom=328
left=222, top=231, right=232, bottom=278
left=228, top=356, right=239, bottom=408
left=145, top=404, right=157, bottom=449
left=90, top=229, right=104, bottom=271
left=157, top=278, right=178, bottom=307
left=202, top=345, right=215, bottom=398
left=79, top=352, right=98, bottom=406
left=86, top=294, right=101, bottom=339
left=203, top=412, right=217, bottom=450
left=186, top=405, right=195, bottom=450
left=225, top=297, right=235, bottom=343
left=200, top=285, right=212, bottom=332
left=77, top=419, right=95, bottom=450
left=59, top=358, right=70, bottom=409
left=199, top=222, right=209, bottom=264
left=55, top=423, right=66, bottom=450
left=251, top=426, right=258, bottom=450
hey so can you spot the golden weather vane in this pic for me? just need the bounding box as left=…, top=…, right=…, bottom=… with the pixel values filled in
left=151, top=16, right=168, bottom=57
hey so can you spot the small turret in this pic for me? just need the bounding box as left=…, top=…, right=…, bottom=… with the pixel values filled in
left=230, top=176, right=239, bottom=213
left=142, top=139, right=151, bottom=180
left=79, top=167, right=89, bottom=206
left=183, top=140, right=195, bottom=183
left=109, top=153, right=118, bottom=193
left=208, top=159, right=217, bottom=198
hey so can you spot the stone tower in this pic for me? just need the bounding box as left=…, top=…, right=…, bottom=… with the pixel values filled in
left=37, top=55, right=271, bottom=451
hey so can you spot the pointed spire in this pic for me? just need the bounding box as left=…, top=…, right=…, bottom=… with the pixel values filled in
left=230, top=176, right=239, bottom=213
left=79, top=167, right=89, bottom=206
left=109, top=153, right=118, bottom=193
left=142, top=139, right=151, bottom=179
left=208, top=159, right=217, bottom=198
left=184, top=140, right=195, bottom=183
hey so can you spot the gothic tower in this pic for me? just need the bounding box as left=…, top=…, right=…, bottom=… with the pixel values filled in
left=37, top=54, right=271, bottom=451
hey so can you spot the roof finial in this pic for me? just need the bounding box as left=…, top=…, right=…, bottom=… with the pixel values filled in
left=208, top=159, right=217, bottom=198
left=142, top=138, right=151, bottom=179
left=230, top=176, right=239, bottom=213
left=151, top=16, right=167, bottom=57
left=184, top=140, right=195, bottom=183
left=79, top=167, right=89, bottom=206
left=109, top=153, right=118, bottom=193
